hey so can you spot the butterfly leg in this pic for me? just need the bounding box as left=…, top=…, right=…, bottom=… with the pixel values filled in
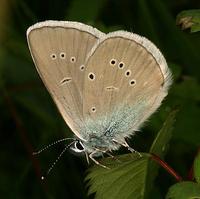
left=106, top=152, right=121, bottom=162
left=85, top=152, right=90, bottom=165
left=89, top=150, right=110, bottom=169
left=113, top=139, right=142, bottom=157
left=106, top=152, right=115, bottom=158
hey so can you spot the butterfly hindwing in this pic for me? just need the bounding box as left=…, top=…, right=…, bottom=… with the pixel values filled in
left=83, top=31, right=172, bottom=138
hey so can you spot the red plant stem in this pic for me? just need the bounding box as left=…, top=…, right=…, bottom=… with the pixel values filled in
left=151, top=153, right=183, bottom=182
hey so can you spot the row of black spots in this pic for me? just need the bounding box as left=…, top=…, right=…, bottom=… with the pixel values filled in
left=109, top=59, right=131, bottom=76
left=50, top=53, right=76, bottom=63
left=109, top=58, right=136, bottom=86
left=109, top=59, right=125, bottom=69
left=87, top=70, right=136, bottom=86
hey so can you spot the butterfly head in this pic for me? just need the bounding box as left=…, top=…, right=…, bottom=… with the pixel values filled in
left=70, top=134, right=121, bottom=156
left=70, top=139, right=104, bottom=157
left=70, top=139, right=99, bottom=154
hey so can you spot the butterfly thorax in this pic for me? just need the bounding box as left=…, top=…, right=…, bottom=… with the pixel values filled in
left=80, top=111, right=134, bottom=154
left=82, top=133, right=120, bottom=154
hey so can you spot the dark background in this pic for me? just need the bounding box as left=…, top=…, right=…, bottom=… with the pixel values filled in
left=0, top=0, right=200, bottom=198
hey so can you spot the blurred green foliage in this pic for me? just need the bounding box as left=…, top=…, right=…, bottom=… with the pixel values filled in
left=194, top=150, right=200, bottom=184
left=166, top=181, right=200, bottom=199
left=0, top=0, right=200, bottom=199
left=177, top=9, right=200, bottom=32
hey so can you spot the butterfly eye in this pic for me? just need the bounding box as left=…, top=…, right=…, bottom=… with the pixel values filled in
left=71, top=141, right=85, bottom=153
left=129, top=79, right=136, bottom=86
left=50, top=53, right=57, bottom=60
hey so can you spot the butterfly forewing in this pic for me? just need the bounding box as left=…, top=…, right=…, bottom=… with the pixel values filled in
left=83, top=31, right=172, bottom=137
left=27, top=21, right=104, bottom=139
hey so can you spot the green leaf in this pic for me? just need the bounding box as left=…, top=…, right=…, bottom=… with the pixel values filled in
left=176, top=9, right=200, bottom=33
left=166, top=181, right=200, bottom=199
left=146, top=109, right=178, bottom=197
left=150, top=108, right=178, bottom=157
left=86, top=153, right=150, bottom=199
left=169, top=78, right=200, bottom=146
left=86, top=109, right=178, bottom=199
left=194, top=151, right=200, bottom=184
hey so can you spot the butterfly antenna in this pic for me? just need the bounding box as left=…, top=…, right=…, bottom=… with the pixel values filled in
left=41, top=141, right=75, bottom=180
left=33, top=138, right=76, bottom=155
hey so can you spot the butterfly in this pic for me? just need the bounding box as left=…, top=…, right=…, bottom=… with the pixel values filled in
left=27, top=20, right=172, bottom=169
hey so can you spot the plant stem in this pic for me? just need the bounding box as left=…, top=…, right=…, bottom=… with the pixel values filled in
left=151, top=153, right=183, bottom=182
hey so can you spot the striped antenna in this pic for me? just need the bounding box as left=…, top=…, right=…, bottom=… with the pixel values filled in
left=33, top=138, right=76, bottom=155
left=41, top=141, right=76, bottom=180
